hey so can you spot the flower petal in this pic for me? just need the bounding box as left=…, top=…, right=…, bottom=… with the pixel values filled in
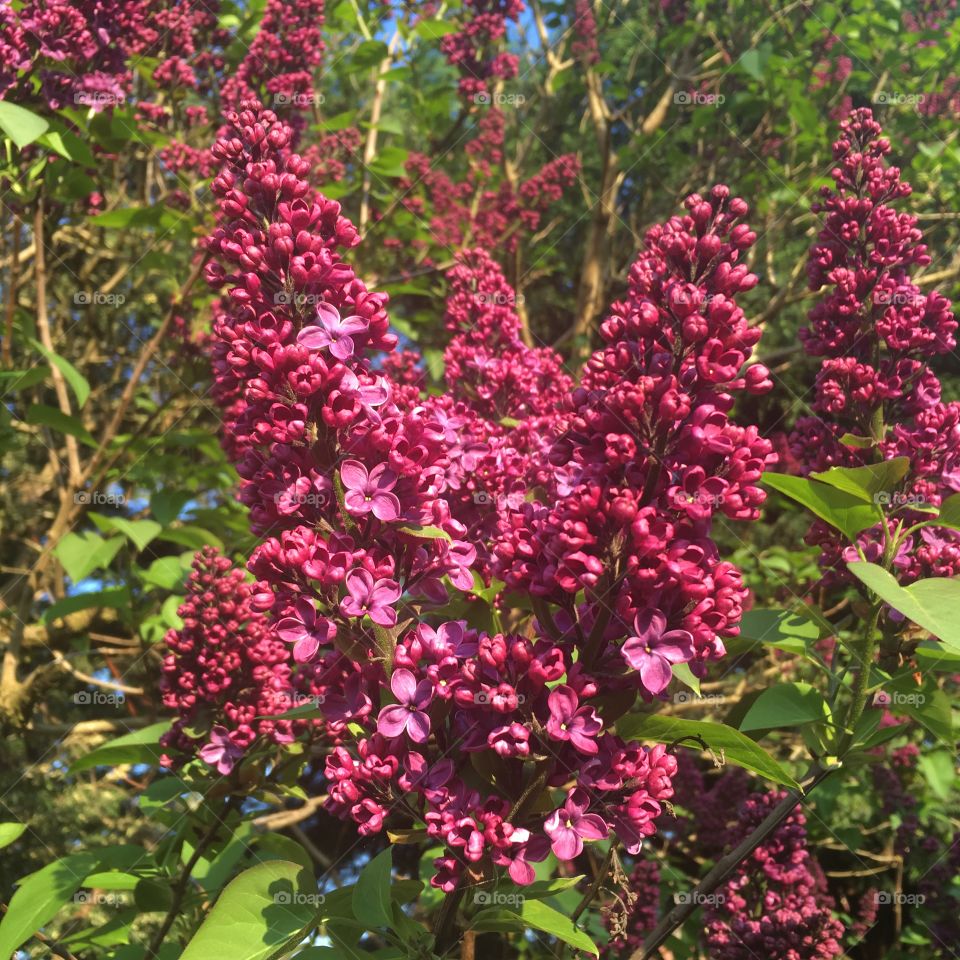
left=340, top=459, right=368, bottom=492
left=377, top=704, right=409, bottom=739
left=297, top=326, right=331, bottom=350
left=639, top=653, right=673, bottom=694
left=406, top=710, right=431, bottom=743
left=371, top=492, right=401, bottom=521
left=330, top=335, right=356, bottom=360
left=391, top=668, right=418, bottom=704
left=633, top=608, right=666, bottom=645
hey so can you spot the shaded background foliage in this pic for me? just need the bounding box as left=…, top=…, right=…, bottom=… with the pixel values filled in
left=0, top=0, right=957, bottom=958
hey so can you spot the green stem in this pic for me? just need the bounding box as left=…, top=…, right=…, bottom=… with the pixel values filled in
left=836, top=602, right=882, bottom=757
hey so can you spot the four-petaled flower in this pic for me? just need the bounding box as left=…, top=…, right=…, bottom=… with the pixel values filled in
left=341, top=460, right=402, bottom=522
left=297, top=302, right=369, bottom=360
left=275, top=597, right=336, bottom=663
left=198, top=725, right=244, bottom=775
left=543, top=788, right=608, bottom=859
left=621, top=609, right=696, bottom=694
left=545, top=684, right=602, bottom=754
left=340, top=569, right=402, bottom=627
left=377, top=668, right=434, bottom=742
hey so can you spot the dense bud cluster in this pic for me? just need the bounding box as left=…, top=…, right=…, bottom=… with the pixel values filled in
left=153, top=98, right=783, bottom=893
left=401, top=110, right=579, bottom=256
left=790, top=109, right=960, bottom=588
left=439, top=0, right=523, bottom=100
left=0, top=0, right=130, bottom=110
left=160, top=547, right=301, bottom=766
left=704, top=791, right=845, bottom=959
left=494, top=186, right=776, bottom=689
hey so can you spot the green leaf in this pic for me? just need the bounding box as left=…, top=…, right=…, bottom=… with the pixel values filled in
left=762, top=473, right=881, bottom=540
left=368, top=145, right=408, bottom=179
left=352, top=848, right=393, bottom=929
left=29, top=339, right=91, bottom=408
left=472, top=901, right=598, bottom=955
left=517, top=877, right=585, bottom=900
left=886, top=682, right=954, bottom=743
left=522, top=900, right=598, bottom=955
left=617, top=714, right=801, bottom=790
left=150, top=489, right=192, bottom=525
left=810, top=457, right=910, bottom=504
left=934, top=493, right=960, bottom=529
left=839, top=433, right=874, bottom=449
left=0, top=852, right=99, bottom=959
left=37, top=129, right=97, bottom=168
left=352, top=40, right=390, bottom=69
left=70, top=721, right=171, bottom=773
left=0, top=101, right=49, bottom=148
left=739, top=682, right=831, bottom=732
left=917, top=749, right=956, bottom=801
left=738, top=49, right=765, bottom=80
left=92, top=516, right=162, bottom=552
left=83, top=871, right=141, bottom=891
left=157, top=525, right=224, bottom=552
left=415, top=18, right=459, bottom=39
left=26, top=403, right=97, bottom=447
left=53, top=532, right=123, bottom=582
left=0, top=823, right=27, bottom=850
left=314, top=111, right=356, bottom=132
left=140, top=556, right=187, bottom=590
left=0, top=368, right=48, bottom=392
left=736, top=609, right=822, bottom=655
left=397, top=524, right=451, bottom=542
left=671, top=661, right=700, bottom=695
left=847, top=562, right=960, bottom=654
left=41, top=586, right=131, bottom=623
left=179, top=861, right=317, bottom=960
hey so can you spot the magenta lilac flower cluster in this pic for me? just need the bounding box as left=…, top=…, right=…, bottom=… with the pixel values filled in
left=221, top=0, right=326, bottom=113
left=0, top=0, right=131, bottom=111
left=790, top=108, right=960, bottom=588
left=160, top=547, right=302, bottom=768
left=494, top=186, right=776, bottom=691
left=704, top=791, right=845, bottom=960
left=400, top=109, right=580, bottom=257
left=158, top=98, right=782, bottom=896
left=322, top=619, right=681, bottom=890
left=440, top=0, right=522, bottom=101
